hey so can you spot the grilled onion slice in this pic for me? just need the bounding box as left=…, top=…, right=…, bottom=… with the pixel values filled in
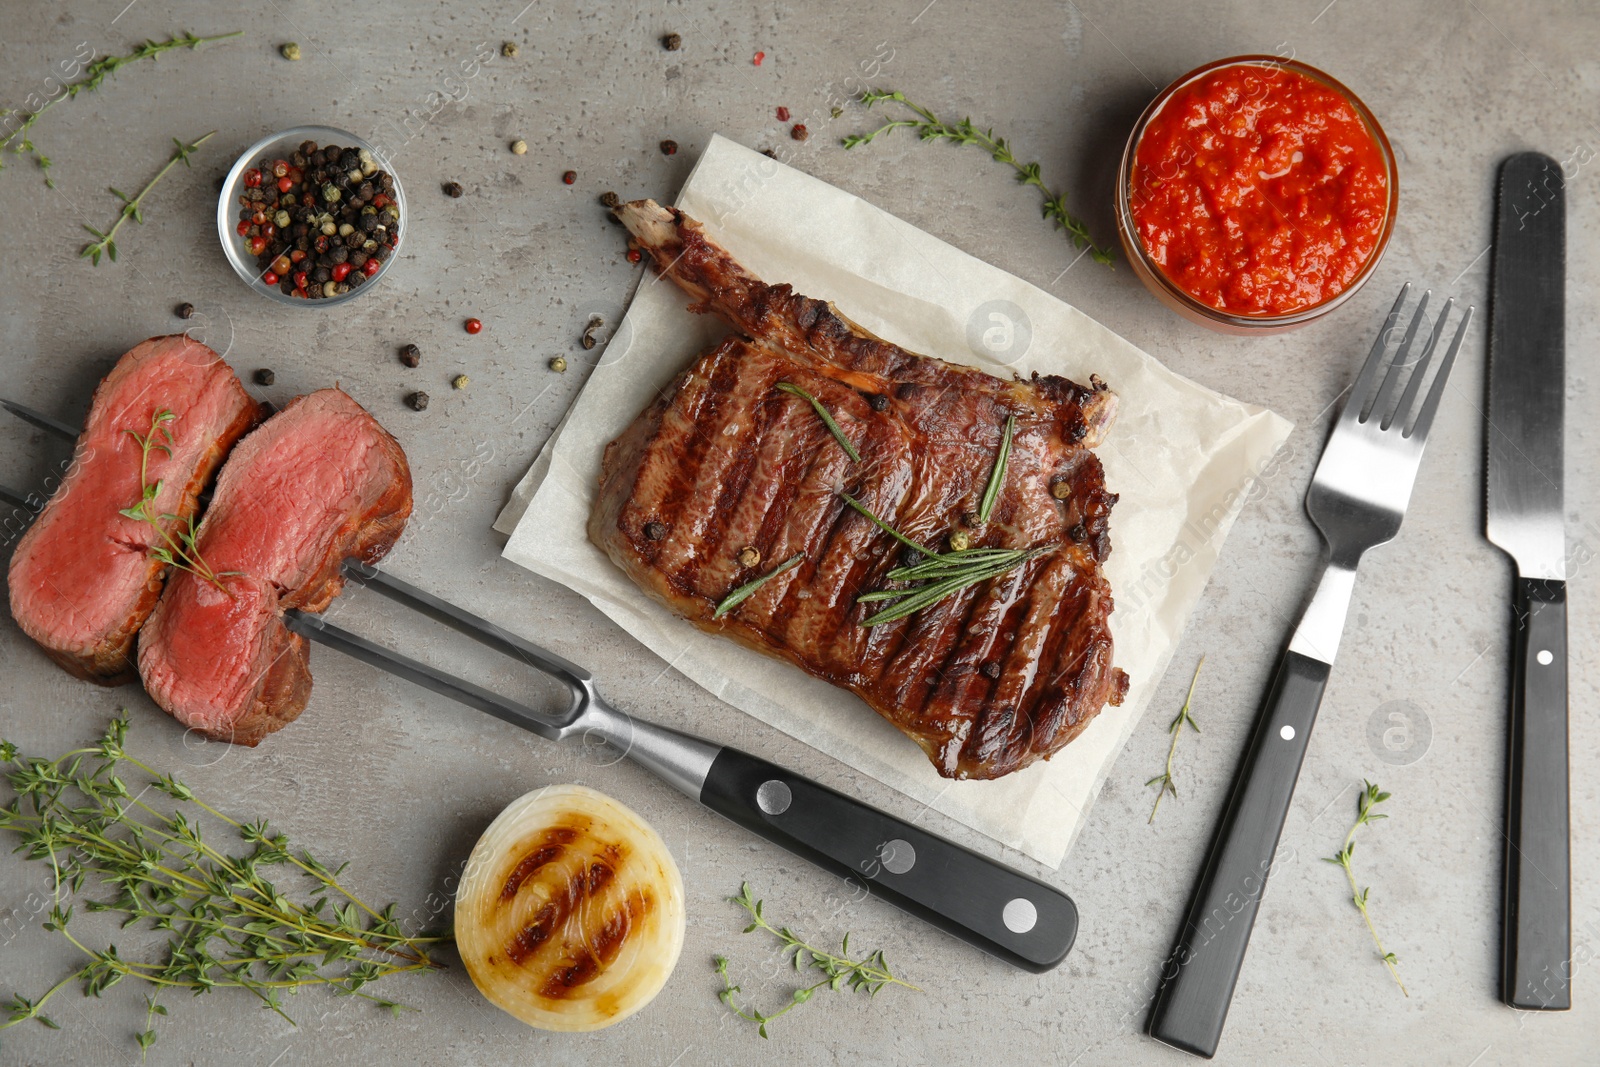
left=455, top=784, right=685, bottom=1031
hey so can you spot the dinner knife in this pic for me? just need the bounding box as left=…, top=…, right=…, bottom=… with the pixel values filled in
left=1487, top=151, right=1571, bottom=1011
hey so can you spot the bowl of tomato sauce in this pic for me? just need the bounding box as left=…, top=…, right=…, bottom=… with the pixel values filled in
left=1116, top=56, right=1397, bottom=333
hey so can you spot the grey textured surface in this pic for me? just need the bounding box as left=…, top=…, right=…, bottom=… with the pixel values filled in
left=0, top=2, right=1595, bottom=1065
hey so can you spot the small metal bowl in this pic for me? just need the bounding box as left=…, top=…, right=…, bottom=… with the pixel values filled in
left=1115, top=56, right=1398, bottom=335
left=216, top=125, right=405, bottom=307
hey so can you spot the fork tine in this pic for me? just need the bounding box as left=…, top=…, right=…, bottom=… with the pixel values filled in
left=1406, top=305, right=1473, bottom=441
left=1387, top=297, right=1454, bottom=431
left=0, top=398, right=79, bottom=442
left=1343, top=283, right=1411, bottom=422
left=0, top=483, right=36, bottom=510
left=1366, top=290, right=1430, bottom=424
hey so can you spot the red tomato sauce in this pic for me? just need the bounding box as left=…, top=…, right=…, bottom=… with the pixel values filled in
left=1130, top=62, right=1390, bottom=316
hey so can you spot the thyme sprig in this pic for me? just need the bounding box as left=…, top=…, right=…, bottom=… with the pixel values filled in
left=82, top=132, right=214, bottom=265
left=713, top=553, right=805, bottom=619
left=977, top=414, right=1015, bottom=523
left=714, top=883, right=917, bottom=1038
left=1324, top=780, right=1407, bottom=997
left=1147, top=656, right=1204, bottom=823
left=839, top=492, right=1048, bottom=626
left=116, top=408, right=234, bottom=593
left=775, top=382, right=861, bottom=463
left=844, top=89, right=1114, bottom=265
left=1, top=31, right=241, bottom=186
left=0, top=715, right=449, bottom=1055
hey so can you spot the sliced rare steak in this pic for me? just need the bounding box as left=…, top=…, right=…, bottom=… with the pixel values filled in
left=138, top=389, right=412, bottom=744
left=6, top=335, right=261, bottom=683
left=595, top=202, right=1127, bottom=780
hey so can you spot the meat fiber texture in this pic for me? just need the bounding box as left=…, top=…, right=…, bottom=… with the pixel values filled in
left=6, top=335, right=261, bottom=683
left=592, top=201, right=1129, bottom=781
left=138, top=389, right=412, bottom=745
left=496, top=135, right=1292, bottom=866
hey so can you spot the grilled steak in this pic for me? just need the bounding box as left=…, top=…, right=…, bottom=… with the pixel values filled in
left=138, top=389, right=412, bottom=744
left=592, top=201, right=1127, bottom=780
left=6, top=335, right=260, bottom=683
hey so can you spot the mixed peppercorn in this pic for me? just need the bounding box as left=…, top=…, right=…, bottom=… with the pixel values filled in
left=234, top=139, right=399, bottom=300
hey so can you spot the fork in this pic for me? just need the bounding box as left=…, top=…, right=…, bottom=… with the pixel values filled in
left=1147, top=284, right=1473, bottom=1059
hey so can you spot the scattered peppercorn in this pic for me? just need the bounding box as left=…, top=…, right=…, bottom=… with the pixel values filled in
left=452, top=374, right=470, bottom=390
left=443, top=180, right=464, bottom=198
left=398, top=343, right=421, bottom=367
left=761, top=148, right=777, bottom=159
left=662, top=32, right=682, bottom=50
left=175, top=302, right=195, bottom=319
left=626, top=248, right=642, bottom=263
left=643, top=521, right=668, bottom=541
left=752, top=51, right=765, bottom=66
left=600, top=190, right=621, bottom=208
left=831, top=106, right=844, bottom=119
left=501, top=40, right=519, bottom=58
left=280, top=43, right=301, bottom=61
left=738, top=546, right=761, bottom=568
left=407, top=391, right=430, bottom=411
left=980, top=661, right=1002, bottom=680
left=776, top=106, right=790, bottom=121
left=949, top=530, right=972, bottom=552
left=511, top=139, right=528, bottom=155
left=660, top=139, right=678, bottom=156
left=464, top=317, right=483, bottom=334
left=562, top=170, right=576, bottom=184
left=254, top=368, right=275, bottom=386
left=549, top=356, right=567, bottom=372
left=581, top=315, right=604, bottom=349
left=1050, top=480, right=1072, bottom=500
left=866, top=392, right=889, bottom=412
left=791, top=124, right=809, bottom=141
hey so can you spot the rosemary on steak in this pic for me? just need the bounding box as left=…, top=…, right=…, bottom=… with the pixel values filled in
left=839, top=492, right=1047, bottom=627
left=82, top=132, right=214, bottom=265
left=714, top=882, right=917, bottom=1038
left=775, top=381, right=861, bottom=463
left=1324, top=780, right=1407, bottom=996
left=843, top=89, right=1114, bottom=265
left=1146, top=655, right=1203, bottom=824
left=713, top=553, right=804, bottom=619
left=117, top=408, right=231, bottom=591
left=1, top=31, right=241, bottom=186
left=977, top=413, right=1015, bottom=523
left=0, top=715, right=448, bottom=1054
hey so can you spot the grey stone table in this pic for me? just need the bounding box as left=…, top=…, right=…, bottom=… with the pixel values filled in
left=0, top=2, right=1594, bottom=1064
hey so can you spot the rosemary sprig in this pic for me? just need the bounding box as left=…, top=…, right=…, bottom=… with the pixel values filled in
left=775, top=381, right=862, bottom=463
left=0, top=716, right=449, bottom=1055
left=116, top=408, right=233, bottom=592
left=839, top=492, right=1047, bottom=626
left=1, top=31, right=241, bottom=186
left=1147, top=655, right=1204, bottom=823
left=714, top=883, right=918, bottom=1038
left=713, top=553, right=804, bottom=619
left=977, top=414, right=1015, bottom=523
left=844, top=89, right=1114, bottom=265
left=1324, top=780, right=1407, bottom=997
left=82, top=132, right=213, bottom=265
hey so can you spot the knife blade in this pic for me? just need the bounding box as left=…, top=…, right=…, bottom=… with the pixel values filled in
left=1486, top=151, right=1570, bottom=1011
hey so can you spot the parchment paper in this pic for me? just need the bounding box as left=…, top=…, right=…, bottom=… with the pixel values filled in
left=494, top=135, right=1292, bottom=868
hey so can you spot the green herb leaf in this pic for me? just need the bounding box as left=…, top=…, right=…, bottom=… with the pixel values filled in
left=1327, top=779, right=1407, bottom=997
left=713, top=553, right=805, bottom=620
left=977, top=414, right=1015, bottom=523
left=774, top=381, right=862, bottom=463
left=1147, top=656, right=1205, bottom=823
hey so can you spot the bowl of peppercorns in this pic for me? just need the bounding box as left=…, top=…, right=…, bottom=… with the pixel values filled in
left=216, top=125, right=405, bottom=305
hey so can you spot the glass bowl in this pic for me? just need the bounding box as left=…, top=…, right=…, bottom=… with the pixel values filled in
left=1115, top=56, right=1398, bottom=335
left=216, top=125, right=405, bottom=307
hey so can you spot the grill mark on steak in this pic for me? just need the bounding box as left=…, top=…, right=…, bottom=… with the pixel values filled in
left=138, top=389, right=411, bottom=745
left=6, top=335, right=261, bottom=684
left=594, top=201, right=1127, bottom=779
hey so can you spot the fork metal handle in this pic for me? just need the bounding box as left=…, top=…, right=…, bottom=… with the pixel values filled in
left=1148, top=649, right=1331, bottom=1058
left=1287, top=559, right=1356, bottom=664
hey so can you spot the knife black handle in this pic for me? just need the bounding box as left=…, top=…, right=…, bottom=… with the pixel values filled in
left=1503, top=576, right=1571, bottom=1010
left=698, top=746, right=1077, bottom=972
left=1148, top=649, right=1330, bottom=1058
